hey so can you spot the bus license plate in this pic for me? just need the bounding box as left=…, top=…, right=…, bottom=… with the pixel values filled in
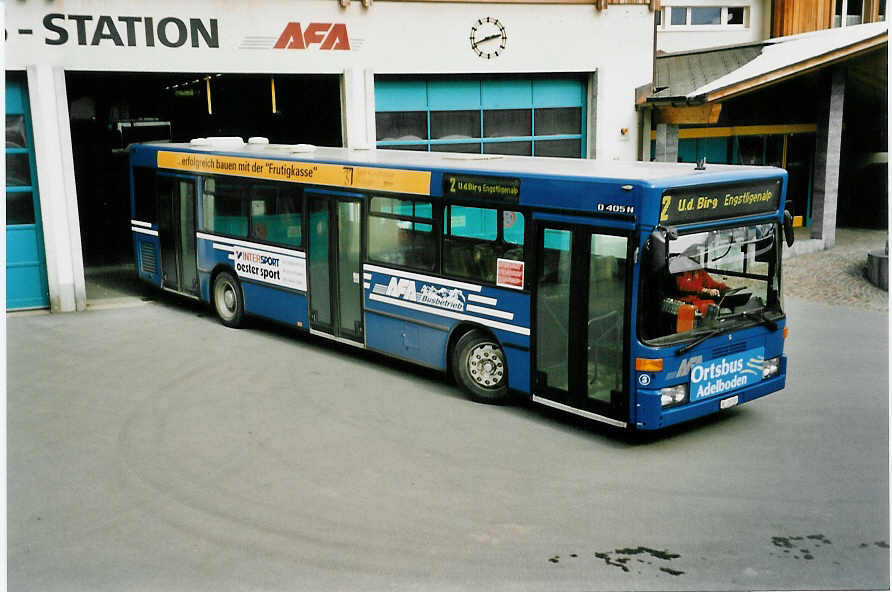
left=720, top=396, right=739, bottom=409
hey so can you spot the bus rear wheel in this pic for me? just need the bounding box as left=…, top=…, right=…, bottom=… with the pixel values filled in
left=213, top=271, right=244, bottom=328
left=452, top=330, right=510, bottom=403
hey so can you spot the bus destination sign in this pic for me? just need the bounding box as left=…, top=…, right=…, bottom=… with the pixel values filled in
left=659, top=179, right=781, bottom=225
left=443, top=173, right=520, bottom=204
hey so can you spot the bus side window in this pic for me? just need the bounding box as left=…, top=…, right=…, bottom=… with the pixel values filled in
left=248, top=183, right=303, bottom=248
left=274, top=188, right=303, bottom=248
left=201, top=176, right=249, bottom=238
left=368, top=195, right=437, bottom=271
left=444, top=205, right=524, bottom=284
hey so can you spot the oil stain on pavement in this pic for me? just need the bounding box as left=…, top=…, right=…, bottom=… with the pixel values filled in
left=548, top=535, right=889, bottom=575
left=769, top=534, right=888, bottom=565
left=770, top=534, right=832, bottom=560
left=549, top=546, right=685, bottom=576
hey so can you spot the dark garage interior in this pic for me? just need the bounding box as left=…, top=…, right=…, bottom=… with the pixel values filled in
left=66, top=72, right=343, bottom=267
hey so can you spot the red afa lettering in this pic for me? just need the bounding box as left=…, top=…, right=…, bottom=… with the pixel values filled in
left=273, top=22, right=351, bottom=50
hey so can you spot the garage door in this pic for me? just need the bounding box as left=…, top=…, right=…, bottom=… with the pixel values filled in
left=6, top=76, right=49, bottom=310
left=375, top=76, right=586, bottom=157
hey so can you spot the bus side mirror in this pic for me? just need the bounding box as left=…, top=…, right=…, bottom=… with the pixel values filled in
left=644, top=229, right=668, bottom=273
left=783, top=210, right=795, bottom=247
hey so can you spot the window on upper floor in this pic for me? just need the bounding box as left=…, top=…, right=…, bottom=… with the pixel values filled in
left=661, top=5, right=750, bottom=29
left=835, top=0, right=871, bottom=26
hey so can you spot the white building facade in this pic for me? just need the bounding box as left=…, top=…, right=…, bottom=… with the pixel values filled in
left=656, top=0, right=771, bottom=53
left=5, top=0, right=656, bottom=312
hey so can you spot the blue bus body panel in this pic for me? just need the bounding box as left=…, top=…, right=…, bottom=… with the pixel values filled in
left=630, top=320, right=787, bottom=430
left=364, top=312, right=450, bottom=369
left=637, top=359, right=786, bottom=430
left=241, top=282, right=308, bottom=327
left=362, top=264, right=532, bottom=391
left=195, top=234, right=309, bottom=327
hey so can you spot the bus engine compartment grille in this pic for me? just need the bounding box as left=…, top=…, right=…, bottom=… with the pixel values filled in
left=712, top=342, right=747, bottom=358
left=140, top=241, right=157, bottom=274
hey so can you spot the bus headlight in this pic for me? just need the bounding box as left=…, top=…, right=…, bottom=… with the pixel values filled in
left=660, top=384, right=688, bottom=407
left=763, top=356, right=781, bottom=379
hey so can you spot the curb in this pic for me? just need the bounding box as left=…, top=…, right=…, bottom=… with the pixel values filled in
left=782, top=238, right=825, bottom=260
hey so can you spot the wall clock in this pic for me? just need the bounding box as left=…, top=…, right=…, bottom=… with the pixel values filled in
left=470, top=17, right=507, bottom=59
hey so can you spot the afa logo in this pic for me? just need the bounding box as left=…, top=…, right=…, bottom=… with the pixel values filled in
left=384, top=278, right=466, bottom=312
left=274, top=22, right=350, bottom=50
left=672, top=354, right=703, bottom=379
left=386, top=277, right=416, bottom=301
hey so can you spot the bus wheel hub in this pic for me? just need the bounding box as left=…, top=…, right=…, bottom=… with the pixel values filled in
left=468, top=344, right=504, bottom=388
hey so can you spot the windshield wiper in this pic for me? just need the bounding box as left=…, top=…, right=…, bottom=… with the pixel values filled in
left=677, top=326, right=728, bottom=355
left=741, top=309, right=778, bottom=331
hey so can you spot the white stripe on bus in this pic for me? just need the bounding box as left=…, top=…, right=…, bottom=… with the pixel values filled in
left=467, top=294, right=498, bottom=306
left=368, top=293, right=529, bottom=336
left=212, top=243, right=235, bottom=252
left=130, top=219, right=153, bottom=228
left=466, top=304, right=514, bottom=321
left=131, top=227, right=159, bottom=237
left=363, top=264, right=482, bottom=293
left=196, top=232, right=306, bottom=259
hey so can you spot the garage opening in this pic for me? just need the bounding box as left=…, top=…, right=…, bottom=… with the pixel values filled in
left=65, top=72, right=342, bottom=274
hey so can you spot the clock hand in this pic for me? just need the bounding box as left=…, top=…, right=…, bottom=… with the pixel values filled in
left=477, top=33, right=502, bottom=44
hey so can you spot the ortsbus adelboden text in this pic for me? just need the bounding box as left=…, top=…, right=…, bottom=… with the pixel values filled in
left=129, top=138, right=792, bottom=431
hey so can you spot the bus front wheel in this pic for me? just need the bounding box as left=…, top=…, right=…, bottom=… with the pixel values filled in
left=452, top=330, right=510, bottom=403
left=213, top=271, right=244, bottom=328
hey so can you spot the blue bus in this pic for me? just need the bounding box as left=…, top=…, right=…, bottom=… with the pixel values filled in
left=129, top=138, right=793, bottom=430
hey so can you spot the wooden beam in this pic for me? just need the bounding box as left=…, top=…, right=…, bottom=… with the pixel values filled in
left=654, top=103, right=721, bottom=125
left=648, top=123, right=819, bottom=140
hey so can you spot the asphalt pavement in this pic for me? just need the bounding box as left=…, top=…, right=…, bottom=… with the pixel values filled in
left=6, top=231, right=889, bottom=591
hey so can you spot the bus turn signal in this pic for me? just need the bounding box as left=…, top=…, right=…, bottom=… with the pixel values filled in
left=636, top=358, right=664, bottom=372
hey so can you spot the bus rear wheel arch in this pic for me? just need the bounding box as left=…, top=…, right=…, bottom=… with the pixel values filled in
left=212, top=269, right=245, bottom=328
left=450, top=328, right=511, bottom=404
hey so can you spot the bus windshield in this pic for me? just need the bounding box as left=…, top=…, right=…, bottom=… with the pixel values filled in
left=640, top=221, right=783, bottom=345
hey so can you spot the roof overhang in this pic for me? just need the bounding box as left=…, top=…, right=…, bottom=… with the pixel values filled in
left=645, top=22, right=888, bottom=109
left=696, top=33, right=887, bottom=103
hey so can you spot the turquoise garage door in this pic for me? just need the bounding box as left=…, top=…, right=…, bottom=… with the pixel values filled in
left=6, top=76, right=49, bottom=310
left=375, top=76, right=586, bottom=157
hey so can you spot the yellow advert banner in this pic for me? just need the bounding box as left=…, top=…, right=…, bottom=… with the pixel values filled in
left=156, top=151, right=431, bottom=195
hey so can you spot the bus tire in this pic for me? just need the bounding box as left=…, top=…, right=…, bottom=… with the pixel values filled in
left=213, top=271, right=244, bottom=328
left=452, top=330, right=510, bottom=404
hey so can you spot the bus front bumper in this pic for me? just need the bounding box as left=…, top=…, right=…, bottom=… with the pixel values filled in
left=634, top=359, right=787, bottom=430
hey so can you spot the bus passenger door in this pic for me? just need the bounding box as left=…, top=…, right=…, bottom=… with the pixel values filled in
left=307, top=191, right=364, bottom=343
left=157, top=174, right=198, bottom=296
left=533, top=225, right=629, bottom=427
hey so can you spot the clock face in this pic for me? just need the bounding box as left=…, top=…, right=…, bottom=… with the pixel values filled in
left=470, top=17, right=507, bottom=59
